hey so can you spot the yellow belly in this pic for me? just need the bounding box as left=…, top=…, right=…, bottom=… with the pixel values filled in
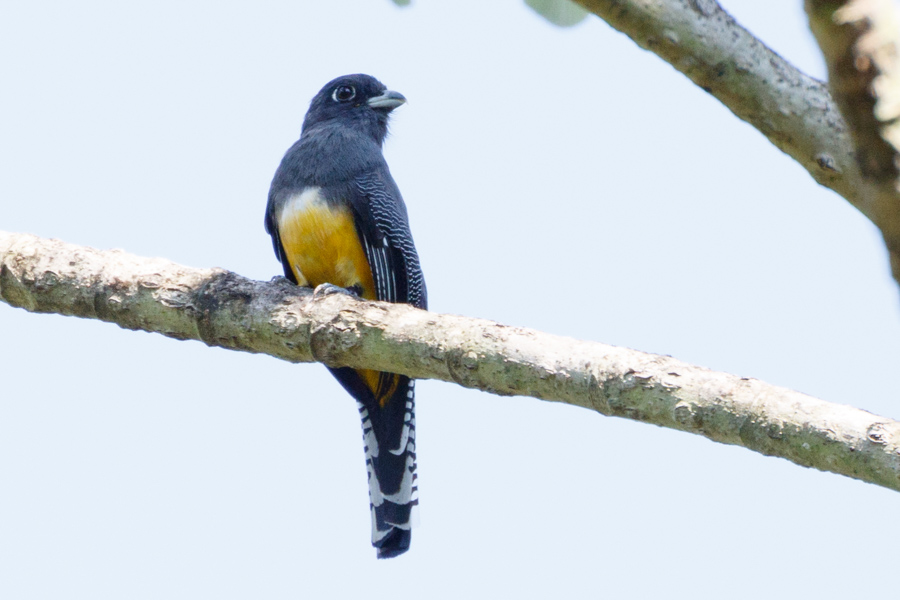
left=278, top=187, right=376, bottom=299
left=278, top=187, right=395, bottom=403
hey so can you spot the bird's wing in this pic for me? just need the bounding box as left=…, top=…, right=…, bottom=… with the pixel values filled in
left=264, top=207, right=297, bottom=283
left=351, top=168, right=427, bottom=310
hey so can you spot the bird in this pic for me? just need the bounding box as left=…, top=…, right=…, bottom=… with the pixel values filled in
left=265, top=74, right=427, bottom=559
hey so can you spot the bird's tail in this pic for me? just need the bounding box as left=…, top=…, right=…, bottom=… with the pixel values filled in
left=330, top=367, right=419, bottom=559
left=359, top=376, right=418, bottom=559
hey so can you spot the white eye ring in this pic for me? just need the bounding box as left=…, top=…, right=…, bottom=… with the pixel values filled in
left=332, top=85, right=356, bottom=102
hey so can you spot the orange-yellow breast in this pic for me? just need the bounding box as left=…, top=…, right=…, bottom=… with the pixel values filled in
left=277, top=187, right=376, bottom=299
left=277, top=187, right=396, bottom=404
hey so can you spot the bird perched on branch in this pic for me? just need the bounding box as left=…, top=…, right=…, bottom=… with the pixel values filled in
left=265, top=74, right=427, bottom=559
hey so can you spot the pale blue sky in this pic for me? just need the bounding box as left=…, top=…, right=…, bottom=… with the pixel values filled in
left=2, top=1, right=898, bottom=598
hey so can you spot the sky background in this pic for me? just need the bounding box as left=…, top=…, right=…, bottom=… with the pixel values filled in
left=2, top=1, right=898, bottom=597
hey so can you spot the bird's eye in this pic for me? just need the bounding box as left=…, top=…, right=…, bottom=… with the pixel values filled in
left=332, top=85, right=356, bottom=102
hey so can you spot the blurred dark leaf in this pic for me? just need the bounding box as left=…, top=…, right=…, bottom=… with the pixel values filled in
left=390, top=0, right=412, bottom=6
left=524, top=0, right=589, bottom=27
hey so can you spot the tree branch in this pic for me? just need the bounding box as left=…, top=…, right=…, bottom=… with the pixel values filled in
left=3, top=230, right=900, bottom=492
left=806, top=0, right=900, bottom=277
left=573, top=0, right=900, bottom=285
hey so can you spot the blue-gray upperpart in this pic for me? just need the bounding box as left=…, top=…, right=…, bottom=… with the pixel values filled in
left=275, top=74, right=407, bottom=187
left=303, top=74, right=405, bottom=143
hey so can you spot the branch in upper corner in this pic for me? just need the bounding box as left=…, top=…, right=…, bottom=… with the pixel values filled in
left=806, top=0, right=900, bottom=279
left=3, top=230, right=900, bottom=493
left=524, top=0, right=590, bottom=27
left=572, top=0, right=900, bottom=288
left=808, top=0, right=900, bottom=180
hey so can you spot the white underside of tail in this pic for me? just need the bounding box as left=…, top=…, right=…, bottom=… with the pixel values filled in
left=358, top=380, right=419, bottom=543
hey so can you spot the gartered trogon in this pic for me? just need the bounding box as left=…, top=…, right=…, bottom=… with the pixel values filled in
left=265, top=74, right=427, bottom=559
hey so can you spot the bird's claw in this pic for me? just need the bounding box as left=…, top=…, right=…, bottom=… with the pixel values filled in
left=313, top=283, right=359, bottom=298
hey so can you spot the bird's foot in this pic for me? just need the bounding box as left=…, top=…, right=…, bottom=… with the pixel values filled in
left=313, top=283, right=362, bottom=298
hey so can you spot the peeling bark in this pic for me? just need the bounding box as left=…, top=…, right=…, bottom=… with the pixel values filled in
left=3, top=231, right=900, bottom=493
left=806, top=0, right=900, bottom=279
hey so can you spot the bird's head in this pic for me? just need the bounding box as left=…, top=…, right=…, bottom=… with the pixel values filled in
left=301, top=74, right=406, bottom=144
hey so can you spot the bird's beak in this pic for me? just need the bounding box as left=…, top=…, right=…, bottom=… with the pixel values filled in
left=367, top=90, right=407, bottom=110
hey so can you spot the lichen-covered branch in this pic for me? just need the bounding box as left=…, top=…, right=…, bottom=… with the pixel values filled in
left=806, top=0, right=900, bottom=278
left=572, top=0, right=900, bottom=285
left=3, top=230, right=900, bottom=492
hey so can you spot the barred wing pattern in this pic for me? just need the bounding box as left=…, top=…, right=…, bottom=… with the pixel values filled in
left=355, top=170, right=427, bottom=309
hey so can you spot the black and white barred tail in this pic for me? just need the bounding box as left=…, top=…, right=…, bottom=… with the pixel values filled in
left=349, top=373, right=418, bottom=559
left=358, top=378, right=418, bottom=558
